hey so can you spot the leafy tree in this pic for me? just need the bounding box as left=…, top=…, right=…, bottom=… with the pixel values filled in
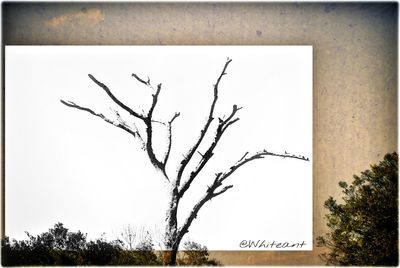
left=317, top=152, right=398, bottom=266
left=2, top=222, right=87, bottom=265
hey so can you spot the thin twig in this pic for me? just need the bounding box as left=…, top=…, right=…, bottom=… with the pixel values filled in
left=132, top=73, right=150, bottom=86
left=60, top=100, right=139, bottom=138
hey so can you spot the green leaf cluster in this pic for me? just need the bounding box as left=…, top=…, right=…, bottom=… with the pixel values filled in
left=317, top=152, right=398, bottom=266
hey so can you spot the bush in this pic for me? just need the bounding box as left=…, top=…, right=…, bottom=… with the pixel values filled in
left=177, top=241, right=220, bottom=266
left=2, top=223, right=160, bottom=266
left=317, top=152, right=398, bottom=266
left=2, top=223, right=219, bottom=265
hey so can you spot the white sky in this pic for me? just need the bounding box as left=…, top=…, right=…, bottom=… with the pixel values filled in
left=5, top=46, right=312, bottom=250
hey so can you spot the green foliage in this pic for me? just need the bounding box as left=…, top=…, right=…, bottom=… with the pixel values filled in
left=2, top=223, right=88, bottom=265
left=177, top=241, right=221, bottom=266
left=317, top=152, right=398, bottom=266
left=2, top=222, right=161, bottom=266
left=2, top=223, right=220, bottom=266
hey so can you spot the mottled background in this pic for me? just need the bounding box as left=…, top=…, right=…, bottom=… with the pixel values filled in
left=2, top=2, right=398, bottom=265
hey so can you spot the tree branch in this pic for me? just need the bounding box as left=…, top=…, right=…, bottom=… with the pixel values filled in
left=163, top=112, right=181, bottom=166
left=175, top=58, right=233, bottom=187
left=66, top=74, right=170, bottom=182
left=112, top=108, right=146, bottom=150
left=142, top=83, right=166, bottom=176
left=213, top=184, right=234, bottom=197
left=178, top=104, right=241, bottom=197
left=220, top=149, right=309, bottom=183
left=151, top=119, right=166, bottom=125
left=90, top=73, right=165, bottom=178
left=175, top=149, right=309, bottom=247
left=222, top=104, right=242, bottom=130
left=88, top=74, right=146, bottom=121
left=174, top=191, right=212, bottom=249
left=60, top=100, right=140, bottom=138
left=132, top=73, right=150, bottom=86
left=148, top=84, right=162, bottom=118
left=129, top=74, right=169, bottom=181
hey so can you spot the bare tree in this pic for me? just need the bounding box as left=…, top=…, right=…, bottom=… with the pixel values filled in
left=61, top=58, right=309, bottom=265
left=117, top=225, right=152, bottom=251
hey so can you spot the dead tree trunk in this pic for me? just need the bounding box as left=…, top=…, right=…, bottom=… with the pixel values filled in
left=61, top=58, right=309, bottom=266
left=165, top=187, right=179, bottom=256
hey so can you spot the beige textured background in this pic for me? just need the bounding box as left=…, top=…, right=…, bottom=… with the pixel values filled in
left=3, top=2, right=398, bottom=265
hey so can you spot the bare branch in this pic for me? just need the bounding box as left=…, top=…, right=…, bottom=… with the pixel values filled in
left=131, top=73, right=158, bottom=93
left=144, top=118, right=166, bottom=175
left=148, top=84, right=162, bottom=118
left=176, top=148, right=309, bottom=248
left=132, top=73, right=150, bottom=86
left=223, top=104, right=242, bottom=128
left=169, top=112, right=181, bottom=124
left=213, top=184, right=233, bottom=197
left=66, top=74, right=168, bottom=180
left=85, top=74, right=168, bottom=181
left=128, top=75, right=169, bottom=176
left=176, top=59, right=233, bottom=187
left=139, top=83, right=168, bottom=179
left=88, top=74, right=146, bottom=121
left=175, top=181, right=233, bottom=248
left=163, top=112, right=181, bottom=166
left=151, top=119, right=166, bottom=125
left=178, top=104, right=242, bottom=197
left=112, top=108, right=146, bottom=149
left=60, top=100, right=139, bottom=138
left=174, top=191, right=210, bottom=249
left=238, top=151, right=249, bottom=162
left=217, top=149, right=310, bottom=186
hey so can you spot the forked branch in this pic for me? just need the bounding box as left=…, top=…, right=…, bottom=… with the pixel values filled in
left=179, top=104, right=242, bottom=197
left=130, top=73, right=172, bottom=174
left=143, top=83, right=165, bottom=173
left=63, top=73, right=180, bottom=183
left=176, top=149, right=309, bottom=247
left=176, top=58, right=233, bottom=187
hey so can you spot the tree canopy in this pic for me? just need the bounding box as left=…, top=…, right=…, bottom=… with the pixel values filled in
left=317, top=152, right=398, bottom=266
